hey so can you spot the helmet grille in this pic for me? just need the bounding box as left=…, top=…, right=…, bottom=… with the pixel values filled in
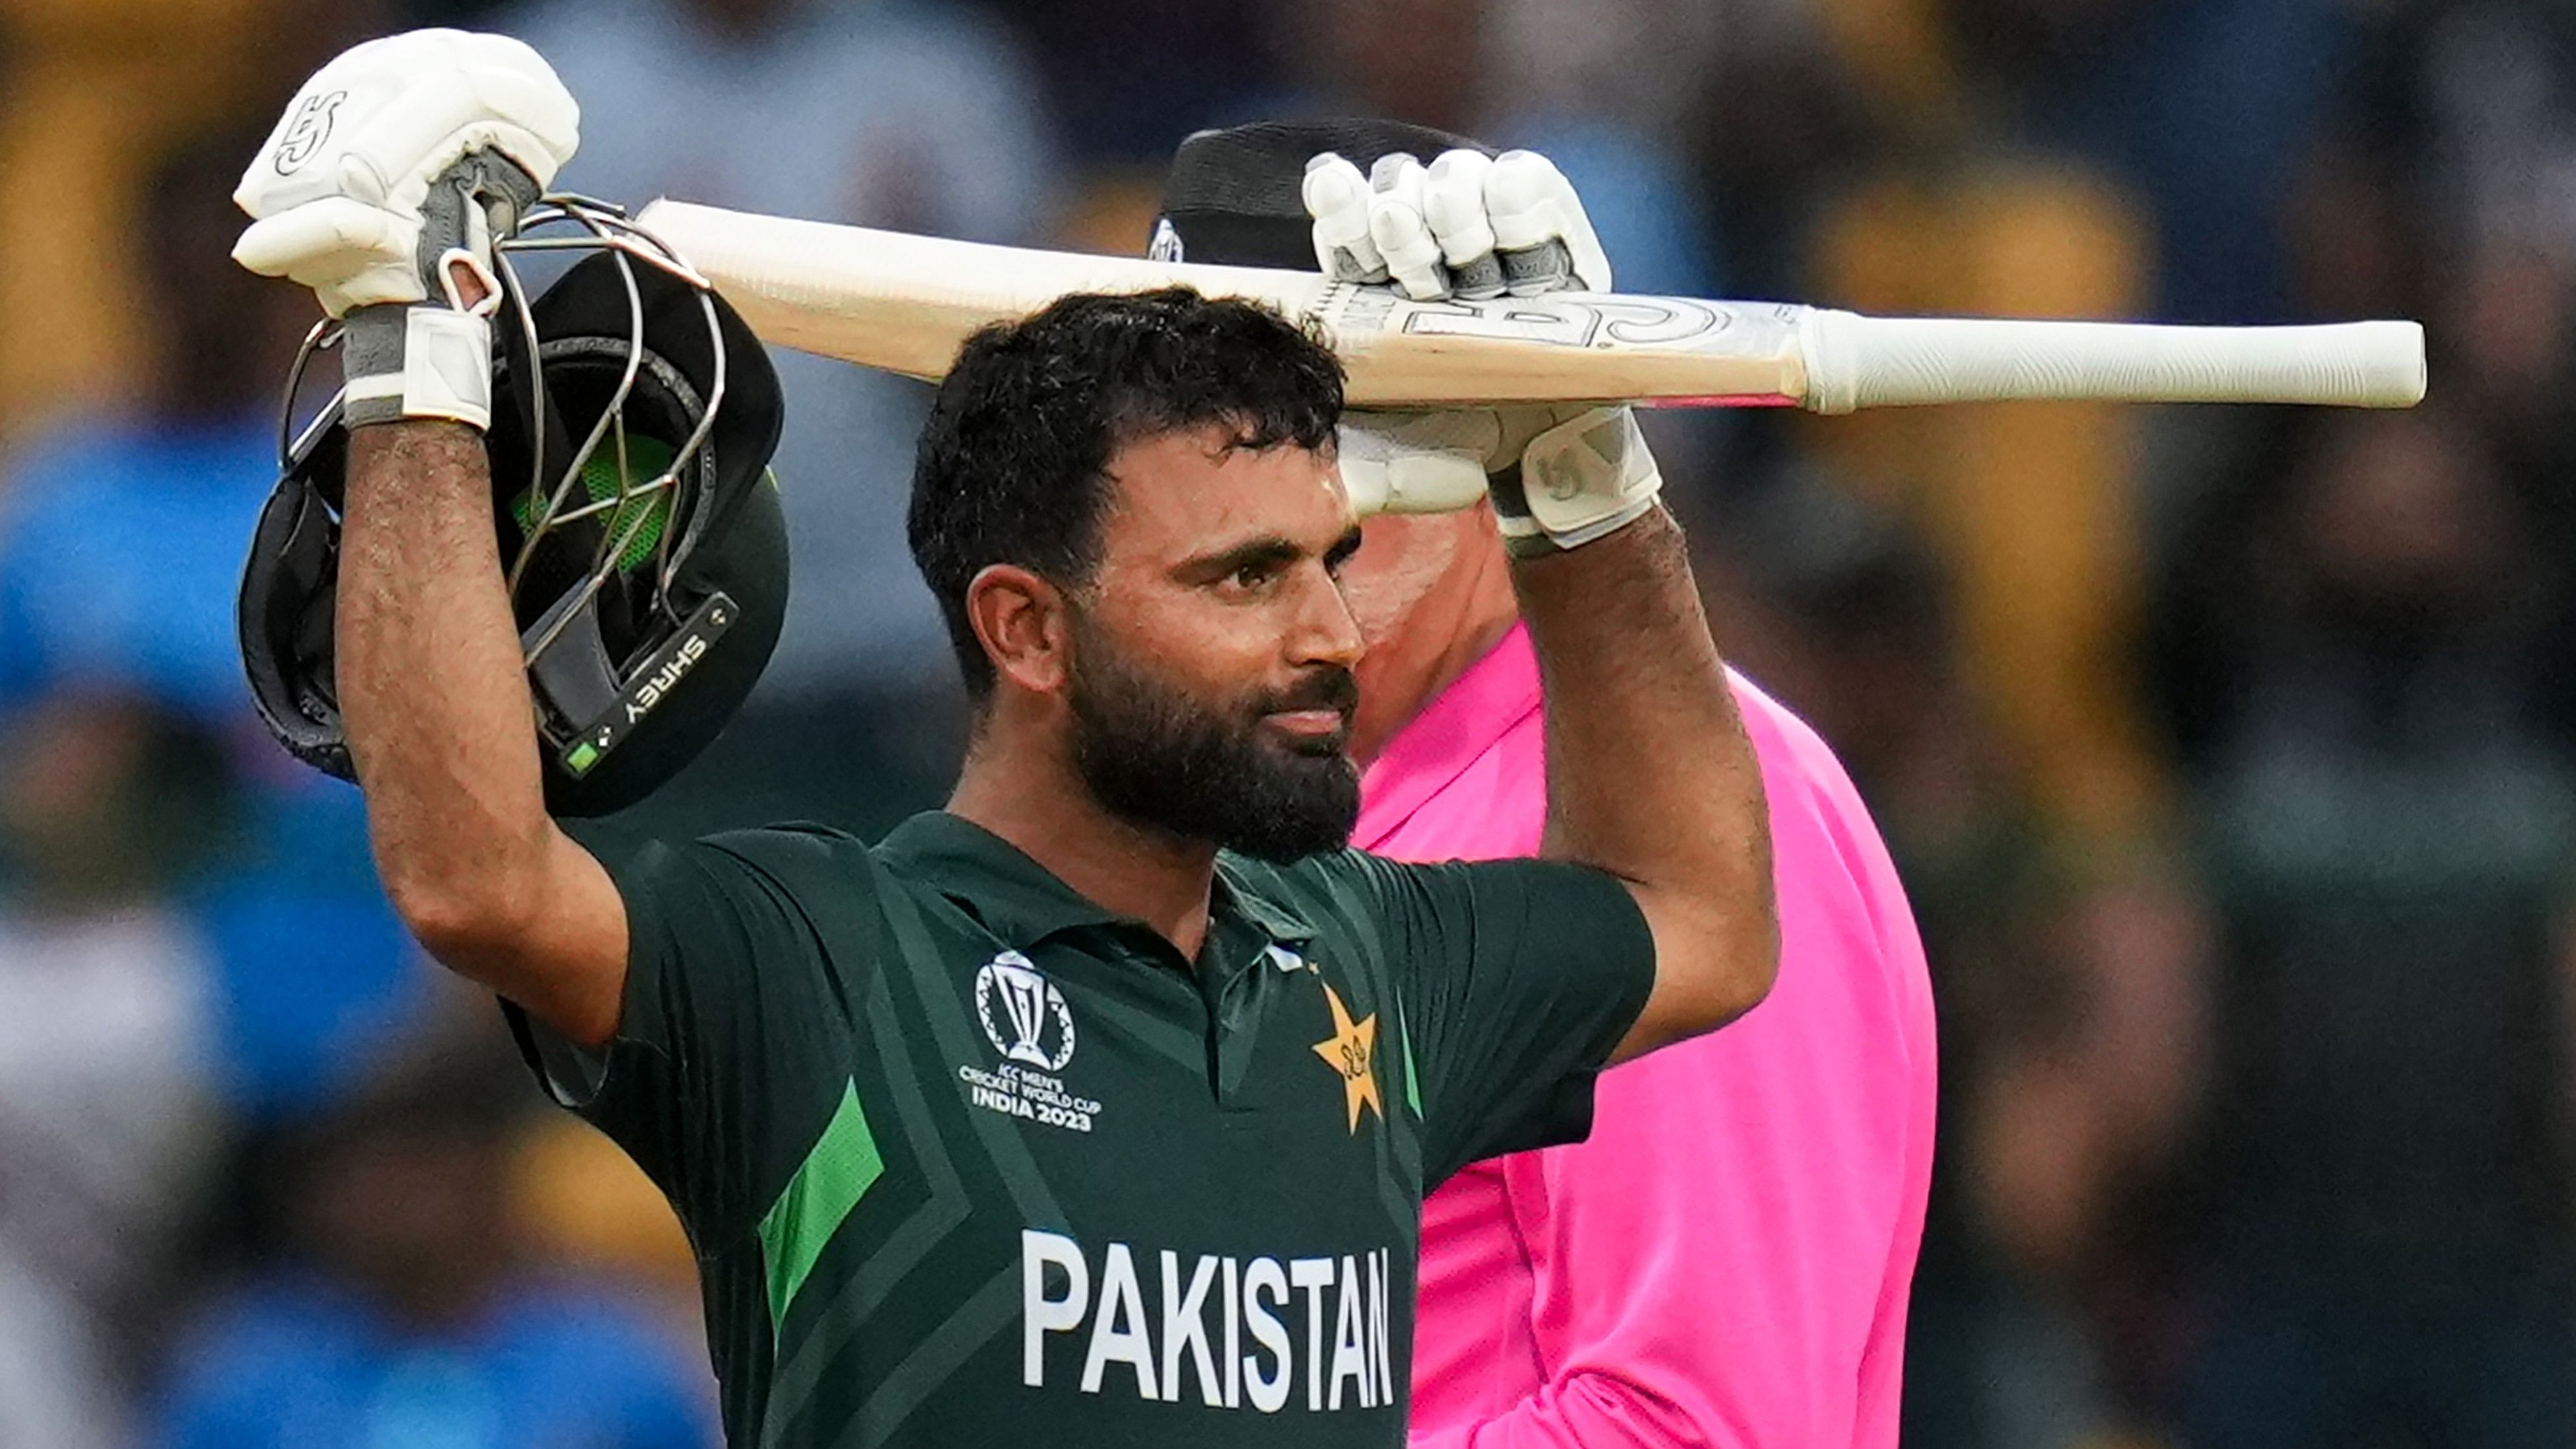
left=511, top=432, right=674, bottom=574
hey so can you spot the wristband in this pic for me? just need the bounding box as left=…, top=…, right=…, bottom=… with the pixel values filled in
left=341, top=302, right=496, bottom=429
left=1488, top=406, right=1663, bottom=556
left=337, top=151, right=532, bottom=431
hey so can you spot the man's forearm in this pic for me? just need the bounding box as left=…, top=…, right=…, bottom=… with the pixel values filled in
left=339, top=421, right=552, bottom=934
left=1511, top=506, right=1776, bottom=1043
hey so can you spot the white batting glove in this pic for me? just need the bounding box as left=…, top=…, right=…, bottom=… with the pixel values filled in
left=1332, top=411, right=1502, bottom=517
left=1304, top=148, right=1612, bottom=301
left=233, top=29, right=580, bottom=429
left=1307, top=148, right=1658, bottom=554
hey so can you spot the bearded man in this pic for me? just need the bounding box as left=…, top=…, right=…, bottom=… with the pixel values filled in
left=1150, top=120, right=1938, bottom=1448
left=228, top=32, right=1777, bottom=1449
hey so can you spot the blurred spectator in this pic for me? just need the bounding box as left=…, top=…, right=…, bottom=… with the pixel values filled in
left=0, top=0, right=393, bottom=454
left=981, top=0, right=1304, bottom=256
left=1282, top=0, right=1721, bottom=299
left=1965, top=0, right=2359, bottom=326
left=0, top=1252, right=125, bottom=1449
left=0, top=139, right=312, bottom=722
left=0, top=690, right=233, bottom=1449
left=150, top=1042, right=714, bottom=1449
left=1479, top=0, right=1734, bottom=295
left=0, top=133, right=426, bottom=1118
left=1726, top=479, right=2206, bottom=1449
left=1804, top=166, right=2168, bottom=846
left=1772, top=0, right=2178, bottom=851
left=1794, top=0, right=2359, bottom=325
left=506, top=1113, right=705, bottom=1360
left=989, top=0, right=1302, bottom=168
left=2150, top=405, right=2576, bottom=1448
left=2293, top=2, right=2576, bottom=546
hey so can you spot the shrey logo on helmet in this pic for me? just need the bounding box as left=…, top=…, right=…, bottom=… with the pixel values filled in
left=238, top=192, right=792, bottom=818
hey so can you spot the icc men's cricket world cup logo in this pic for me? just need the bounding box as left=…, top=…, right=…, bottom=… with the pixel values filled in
left=975, top=952, right=1077, bottom=1071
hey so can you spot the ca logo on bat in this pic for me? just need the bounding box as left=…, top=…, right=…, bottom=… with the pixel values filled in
left=1393, top=295, right=1733, bottom=350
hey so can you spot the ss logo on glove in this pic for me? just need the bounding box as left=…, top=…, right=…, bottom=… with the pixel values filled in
left=273, top=90, right=348, bottom=174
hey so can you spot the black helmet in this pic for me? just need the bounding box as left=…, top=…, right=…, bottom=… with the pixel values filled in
left=238, top=197, right=789, bottom=817
left=1151, top=118, right=1495, bottom=269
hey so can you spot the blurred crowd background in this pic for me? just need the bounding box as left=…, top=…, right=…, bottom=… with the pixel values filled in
left=2, top=0, right=2572, bottom=1444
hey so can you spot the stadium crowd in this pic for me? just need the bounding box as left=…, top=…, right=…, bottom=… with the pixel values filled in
left=1, top=0, right=2572, bottom=1444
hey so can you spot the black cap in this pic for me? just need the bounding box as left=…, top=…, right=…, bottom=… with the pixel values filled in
left=1154, top=119, right=1495, bottom=271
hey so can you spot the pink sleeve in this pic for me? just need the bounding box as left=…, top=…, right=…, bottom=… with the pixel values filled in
left=1410, top=687, right=1936, bottom=1449
left=1410, top=1038, right=1799, bottom=1449
left=1851, top=887, right=1935, bottom=1449
left=1807, top=717, right=1937, bottom=1449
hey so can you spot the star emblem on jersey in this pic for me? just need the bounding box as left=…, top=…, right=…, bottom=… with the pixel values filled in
left=1310, top=983, right=1383, bottom=1134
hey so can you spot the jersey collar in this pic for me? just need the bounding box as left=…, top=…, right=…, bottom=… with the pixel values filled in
left=879, top=811, right=1318, bottom=950
left=1211, top=861, right=1320, bottom=947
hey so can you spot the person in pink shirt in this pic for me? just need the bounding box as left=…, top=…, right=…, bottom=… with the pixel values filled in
left=1152, top=120, right=1939, bottom=1447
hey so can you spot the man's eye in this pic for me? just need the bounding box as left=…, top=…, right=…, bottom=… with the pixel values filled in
left=1229, top=562, right=1276, bottom=591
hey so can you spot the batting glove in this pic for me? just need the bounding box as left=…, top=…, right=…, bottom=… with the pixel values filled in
left=1307, top=148, right=1662, bottom=555
left=232, top=28, right=580, bottom=429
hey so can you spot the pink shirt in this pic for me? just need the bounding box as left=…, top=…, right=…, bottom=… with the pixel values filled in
left=1360, top=625, right=1936, bottom=1449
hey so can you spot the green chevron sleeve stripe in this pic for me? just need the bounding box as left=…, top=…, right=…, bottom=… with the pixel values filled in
left=758, top=1079, right=885, bottom=1331
left=1397, top=1000, right=1422, bottom=1119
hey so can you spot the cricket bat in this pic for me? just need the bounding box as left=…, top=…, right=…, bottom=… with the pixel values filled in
left=634, top=199, right=2427, bottom=415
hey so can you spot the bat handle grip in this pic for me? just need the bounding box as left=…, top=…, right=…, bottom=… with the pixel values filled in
left=1795, top=308, right=2429, bottom=413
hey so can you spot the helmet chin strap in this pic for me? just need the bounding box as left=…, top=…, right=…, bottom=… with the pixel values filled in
left=520, top=588, right=623, bottom=732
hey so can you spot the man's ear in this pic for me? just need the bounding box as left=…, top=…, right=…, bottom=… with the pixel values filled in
left=966, top=563, right=1074, bottom=697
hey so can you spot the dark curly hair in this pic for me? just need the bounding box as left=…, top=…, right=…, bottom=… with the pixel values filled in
left=907, top=288, right=1346, bottom=697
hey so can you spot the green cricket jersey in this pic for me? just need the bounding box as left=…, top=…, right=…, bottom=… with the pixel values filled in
left=506, top=809, right=1654, bottom=1448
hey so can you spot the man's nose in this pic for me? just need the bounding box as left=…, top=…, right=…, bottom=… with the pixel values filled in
left=1290, top=569, right=1366, bottom=670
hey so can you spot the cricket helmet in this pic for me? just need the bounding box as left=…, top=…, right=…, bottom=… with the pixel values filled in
left=238, top=196, right=790, bottom=818
left=1152, top=118, right=1494, bottom=269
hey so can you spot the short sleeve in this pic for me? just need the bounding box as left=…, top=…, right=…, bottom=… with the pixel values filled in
left=503, top=822, right=864, bottom=1243
left=1331, top=853, right=1656, bottom=1186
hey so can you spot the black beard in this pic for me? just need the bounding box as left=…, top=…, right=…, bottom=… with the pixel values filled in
left=1065, top=629, right=1361, bottom=863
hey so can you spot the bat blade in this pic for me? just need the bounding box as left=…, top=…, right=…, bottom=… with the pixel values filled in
left=635, top=199, right=1809, bottom=406
left=634, top=201, right=1331, bottom=382
left=634, top=199, right=2423, bottom=412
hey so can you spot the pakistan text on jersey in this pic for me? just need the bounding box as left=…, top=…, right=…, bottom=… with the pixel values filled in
left=1022, top=1232, right=1397, bottom=1414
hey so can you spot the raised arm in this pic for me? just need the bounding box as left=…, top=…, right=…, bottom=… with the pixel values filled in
left=337, top=423, right=627, bottom=1043
left=1305, top=147, right=1775, bottom=1056
left=1512, top=502, right=1776, bottom=1059
left=234, top=33, right=624, bottom=1044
